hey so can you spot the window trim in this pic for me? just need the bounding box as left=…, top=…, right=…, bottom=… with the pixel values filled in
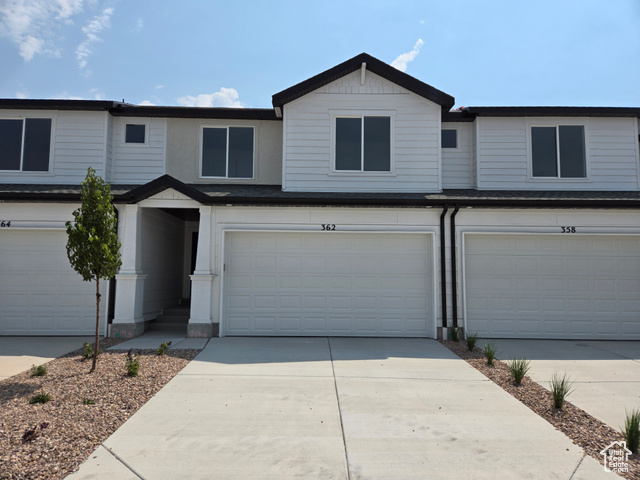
left=527, top=120, right=590, bottom=181
left=441, top=128, right=458, bottom=149
left=0, top=116, right=54, bottom=174
left=122, top=120, right=150, bottom=146
left=199, top=125, right=256, bottom=179
left=329, top=110, right=395, bottom=175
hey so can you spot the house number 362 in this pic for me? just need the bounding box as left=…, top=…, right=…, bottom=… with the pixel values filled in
left=321, top=224, right=336, bottom=231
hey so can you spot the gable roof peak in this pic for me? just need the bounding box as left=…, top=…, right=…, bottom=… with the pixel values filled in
left=272, top=52, right=454, bottom=111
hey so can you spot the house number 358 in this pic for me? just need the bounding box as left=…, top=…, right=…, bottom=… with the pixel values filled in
left=321, top=224, right=336, bottom=231
left=561, top=226, right=576, bottom=233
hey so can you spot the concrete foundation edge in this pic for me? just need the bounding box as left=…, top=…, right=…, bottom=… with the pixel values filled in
left=187, top=323, right=219, bottom=338
left=110, top=322, right=145, bottom=339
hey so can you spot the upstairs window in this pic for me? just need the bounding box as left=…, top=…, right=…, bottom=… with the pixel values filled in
left=201, top=126, right=254, bottom=178
left=0, top=118, right=52, bottom=172
left=336, top=116, right=390, bottom=172
left=532, top=125, right=586, bottom=178
left=441, top=129, right=457, bottom=148
left=125, top=123, right=146, bottom=144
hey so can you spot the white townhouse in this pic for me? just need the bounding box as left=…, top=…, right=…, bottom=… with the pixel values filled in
left=1, top=53, right=639, bottom=340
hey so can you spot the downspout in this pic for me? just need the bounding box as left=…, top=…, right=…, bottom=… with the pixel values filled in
left=450, top=205, right=460, bottom=328
left=439, top=206, right=448, bottom=333
left=107, top=206, right=119, bottom=331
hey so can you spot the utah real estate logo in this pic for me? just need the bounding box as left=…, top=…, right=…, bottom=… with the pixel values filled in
left=600, top=441, right=632, bottom=474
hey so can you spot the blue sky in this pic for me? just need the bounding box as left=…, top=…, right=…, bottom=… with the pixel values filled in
left=1, top=0, right=639, bottom=109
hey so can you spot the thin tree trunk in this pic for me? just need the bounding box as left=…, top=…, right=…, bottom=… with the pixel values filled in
left=91, top=278, right=100, bottom=373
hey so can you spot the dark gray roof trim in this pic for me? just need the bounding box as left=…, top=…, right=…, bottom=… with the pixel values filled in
left=109, top=105, right=280, bottom=120
left=2, top=180, right=639, bottom=209
left=0, top=99, right=123, bottom=111
left=272, top=53, right=455, bottom=111
left=463, top=106, right=640, bottom=118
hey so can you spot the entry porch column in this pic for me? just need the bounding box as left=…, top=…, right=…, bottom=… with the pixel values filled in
left=111, top=204, right=146, bottom=338
left=188, top=205, right=216, bottom=337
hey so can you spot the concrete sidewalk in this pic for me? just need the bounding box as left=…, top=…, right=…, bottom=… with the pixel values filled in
left=68, top=338, right=615, bottom=479
left=489, top=339, right=640, bottom=430
left=0, top=336, right=93, bottom=380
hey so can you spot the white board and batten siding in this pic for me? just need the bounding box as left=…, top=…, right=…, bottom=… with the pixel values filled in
left=111, top=117, right=167, bottom=184
left=476, top=117, right=640, bottom=190
left=282, top=70, right=442, bottom=193
left=0, top=110, right=109, bottom=184
left=441, top=122, right=475, bottom=189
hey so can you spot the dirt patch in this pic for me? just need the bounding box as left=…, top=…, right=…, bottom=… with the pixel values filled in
left=0, top=338, right=201, bottom=480
left=441, top=340, right=639, bottom=480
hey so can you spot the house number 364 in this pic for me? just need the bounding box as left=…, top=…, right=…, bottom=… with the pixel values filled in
left=0, top=221, right=11, bottom=227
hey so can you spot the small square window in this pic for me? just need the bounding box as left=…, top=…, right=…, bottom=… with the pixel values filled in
left=442, top=129, right=457, bottom=148
left=125, top=124, right=146, bottom=144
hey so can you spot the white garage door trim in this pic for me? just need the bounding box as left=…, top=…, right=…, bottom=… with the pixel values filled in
left=462, top=232, right=640, bottom=340
left=220, top=230, right=436, bottom=337
left=0, top=229, right=106, bottom=336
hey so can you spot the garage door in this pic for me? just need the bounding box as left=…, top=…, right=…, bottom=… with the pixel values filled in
left=0, top=230, right=99, bottom=335
left=464, top=234, right=640, bottom=339
left=224, top=232, right=433, bottom=336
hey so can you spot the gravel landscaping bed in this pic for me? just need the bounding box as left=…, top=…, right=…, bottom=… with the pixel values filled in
left=0, top=338, right=202, bottom=480
left=442, top=340, right=639, bottom=480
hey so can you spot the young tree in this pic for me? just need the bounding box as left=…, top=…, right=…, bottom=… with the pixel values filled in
left=66, top=167, right=122, bottom=372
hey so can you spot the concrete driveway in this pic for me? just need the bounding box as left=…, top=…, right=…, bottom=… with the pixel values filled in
left=0, top=336, right=93, bottom=380
left=488, top=339, right=640, bottom=430
left=68, top=337, right=615, bottom=479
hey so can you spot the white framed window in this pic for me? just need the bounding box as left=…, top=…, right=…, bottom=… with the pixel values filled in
left=200, top=126, right=254, bottom=178
left=531, top=124, right=586, bottom=178
left=0, top=117, right=52, bottom=172
left=124, top=123, right=147, bottom=144
left=441, top=129, right=457, bottom=149
left=334, top=115, right=391, bottom=172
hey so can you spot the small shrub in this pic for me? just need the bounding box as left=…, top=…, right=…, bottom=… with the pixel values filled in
left=450, top=327, right=460, bottom=342
left=156, top=341, right=171, bottom=356
left=466, top=333, right=478, bottom=352
left=506, top=357, right=531, bottom=385
left=29, top=393, right=51, bottom=404
left=550, top=373, right=573, bottom=410
left=30, top=364, right=47, bottom=377
left=125, top=350, right=140, bottom=377
left=83, top=342, right=94, bottom=360
left=622, top=409, right=640, bottom=454
left=82, top=398, right=96, bottom=405
left=483, top=341, right=499, bottom=366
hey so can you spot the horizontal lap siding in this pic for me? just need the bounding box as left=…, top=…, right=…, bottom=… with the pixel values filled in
left=283, top=71, right=441, bottom=192
left=477, top=117, right=639, bottom=190
left=442, top=122, right=474, bottom=188
left=111, top=117, right=166, bottom=183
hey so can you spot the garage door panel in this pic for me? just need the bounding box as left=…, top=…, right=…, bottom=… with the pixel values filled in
left=224, top=232, right=433, bottom=337
left=1, top=230, right=100, bottom=335
left=465, top=234, right=640, bottom=339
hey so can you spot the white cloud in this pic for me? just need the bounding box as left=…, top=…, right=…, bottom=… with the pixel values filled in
left=75, top=7, right=113, bottom=71
left=53, top=91, right=85, bottom=100
left=0, top=0, right=85, bottom=61
left=391, top=39, right=424, bottom=72
left=15, top=90, right=29, bottom=99
left=177, top=88, right=245, bottom=108
left=132, top=17, right=143, bottom=33
left=138, top=100, right=155, bottom=106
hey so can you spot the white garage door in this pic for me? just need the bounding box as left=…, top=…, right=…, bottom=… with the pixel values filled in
left=0, top=230, right=99, bottom=335
left=224, top=232, right=433, bottom=336
left=464, top=234, right=640, bottom=339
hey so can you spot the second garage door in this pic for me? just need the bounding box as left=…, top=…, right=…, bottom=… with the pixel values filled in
left=223, top=232, right=433, bottom=336
left=0, top=230, right=99, bottom=335
left=464, top=234, right=640, bottom=339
